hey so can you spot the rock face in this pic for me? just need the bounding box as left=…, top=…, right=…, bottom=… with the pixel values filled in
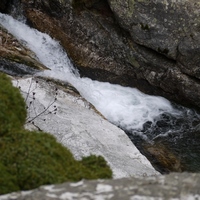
left=108, top=0, right=200, bottom=108
left=1, top=173, right=200, bottom=200
left=6, top=0, right=199, bottom=110
left=12, top=77, right=159, bottom=178
left=108, top=0, right=199, bottom=62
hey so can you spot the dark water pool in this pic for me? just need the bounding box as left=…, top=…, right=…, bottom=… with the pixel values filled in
left=124, top=103, right=200, bottom=174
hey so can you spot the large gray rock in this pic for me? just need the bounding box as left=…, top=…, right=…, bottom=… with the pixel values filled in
left=107, top=0, right=200, bottom=109
left=1, top=173, right=200, bottom=200
left=108, top=0, right=200, bottom=78
left=12, top=77, right=159, bottom=178
left=109, top=0, right=200, bottom=60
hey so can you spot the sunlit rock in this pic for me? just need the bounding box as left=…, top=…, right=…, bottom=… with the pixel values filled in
left=12, top=76, right=159, bottom=178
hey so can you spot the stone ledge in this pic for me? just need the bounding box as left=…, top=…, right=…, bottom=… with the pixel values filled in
left=1, top=173, right=200, bottom=200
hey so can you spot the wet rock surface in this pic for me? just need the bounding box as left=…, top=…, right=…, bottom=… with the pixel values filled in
left=0, top=24, right=48, bottom=74
left=21, top=0, right=137, bottom=85
left=141, top=130, right=200, bottom=174
left=1, top=173, right=200, bottom=200
left=103, top=0, right=200, bottom=109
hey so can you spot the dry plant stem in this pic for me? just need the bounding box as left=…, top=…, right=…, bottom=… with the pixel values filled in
left=16, top=77, right=57, bottom=125
left=27, top=98, right=57, bottom=123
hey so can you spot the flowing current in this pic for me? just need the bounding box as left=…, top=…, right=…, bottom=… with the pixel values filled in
left=0, top=13, right=180, bottom=133
left=1, top=13, right=200, bottom=172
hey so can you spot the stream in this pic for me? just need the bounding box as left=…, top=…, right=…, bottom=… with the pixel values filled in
left=1, top=13, right=200, bottom=174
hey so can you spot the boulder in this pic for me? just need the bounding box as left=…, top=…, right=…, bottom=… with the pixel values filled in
left=108, top=0, right=200, bottom=75
left=12, top=77, right=159, bottom=178
left=106, top=0, right=200, bottom=109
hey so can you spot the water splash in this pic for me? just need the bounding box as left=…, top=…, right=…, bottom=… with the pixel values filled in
left=0, top=13, right=199, bottom=141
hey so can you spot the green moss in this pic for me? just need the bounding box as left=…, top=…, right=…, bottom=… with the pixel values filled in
left=0, top=131, right=76, bottom=190
left=0, top=130, right=112, bottom=194
left=0, top=73, right=26, bottom=136
left=80, top=155, right=112, bottom=179
left=0, top=73, right=112, bottom=195
left=0, top=162, right=19, bottom=195
left=128, top=56, right=140, bottom=68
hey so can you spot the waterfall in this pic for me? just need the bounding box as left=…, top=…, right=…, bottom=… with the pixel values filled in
left=0, top=13, right=199, bottom=141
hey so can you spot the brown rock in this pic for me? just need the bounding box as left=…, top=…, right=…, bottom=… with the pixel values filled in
left=0, top=25, right=49, bottom=71
left=142, top=141, right=184, bottom=174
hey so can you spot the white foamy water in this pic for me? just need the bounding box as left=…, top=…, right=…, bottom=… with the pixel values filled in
left=0, top=13, right=180, bottom=131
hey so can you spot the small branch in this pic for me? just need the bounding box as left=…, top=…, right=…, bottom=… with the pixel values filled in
left=26, top=98, right=57, bottom=124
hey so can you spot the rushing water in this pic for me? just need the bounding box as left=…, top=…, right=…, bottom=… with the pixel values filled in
left=1, top=13, right=200, bottom=173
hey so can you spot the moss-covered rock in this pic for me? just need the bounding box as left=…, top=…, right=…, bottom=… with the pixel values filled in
left=0, top=128, right=112, bottom=194
left=0, top=162, right=19, bottom=195
left=80, top=155, right=112, bottom=179
left=0, top=73, right=26, bottom=135
left=0, top=73, right=112, bottom=195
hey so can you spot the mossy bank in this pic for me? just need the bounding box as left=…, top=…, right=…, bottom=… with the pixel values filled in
left=0, top=72, right=112, bottom=195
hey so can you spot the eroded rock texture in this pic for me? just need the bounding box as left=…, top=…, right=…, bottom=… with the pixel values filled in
left=108, top=0, right=200, bottom=108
